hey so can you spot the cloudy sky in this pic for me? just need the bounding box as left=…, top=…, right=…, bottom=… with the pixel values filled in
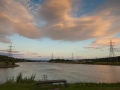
left=0, top=0, right=120, bottom=60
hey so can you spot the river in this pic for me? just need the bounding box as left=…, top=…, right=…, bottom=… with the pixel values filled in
left=0, top=62, right=120, bottom=83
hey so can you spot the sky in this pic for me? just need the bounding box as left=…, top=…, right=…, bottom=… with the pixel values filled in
left=0, top=0, right=120, bottom=60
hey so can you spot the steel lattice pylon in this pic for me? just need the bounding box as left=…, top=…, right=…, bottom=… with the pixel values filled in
left=109, top=39, right=118, bottom=63
left=52, top=52, right=53, bottom=60
left=8, top=43, right=13, bottom=57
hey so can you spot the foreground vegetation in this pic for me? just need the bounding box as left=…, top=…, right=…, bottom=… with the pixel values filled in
left=0, top=81, right=120, bottom=90
left=0, top=73, right=120, bottom=90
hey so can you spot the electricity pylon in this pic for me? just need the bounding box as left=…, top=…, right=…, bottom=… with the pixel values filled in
left=52, top=52, right=53, bottom=60
left=109, top=39, right=118, bottom=63
left=8, top=43, right=13, bottom=57
left=72, top=53, right=74, bottom=60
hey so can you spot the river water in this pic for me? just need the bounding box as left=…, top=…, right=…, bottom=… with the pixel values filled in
left=0, top=62, right=120, bottom=83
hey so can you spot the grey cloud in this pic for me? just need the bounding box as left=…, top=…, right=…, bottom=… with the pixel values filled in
left=0, top=37, right=11, bottom=43
left=31, top=53, right=38, bottom=54
left=0, top=49, right=20, bottom=54
left=0, top=50, right=8, bottom=52
left=12, top=53, right=24, bottom=56
left=0, top=52, right=8, bottom=56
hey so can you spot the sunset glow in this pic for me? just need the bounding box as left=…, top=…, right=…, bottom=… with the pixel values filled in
left=0, top=0, right=120, bottom=60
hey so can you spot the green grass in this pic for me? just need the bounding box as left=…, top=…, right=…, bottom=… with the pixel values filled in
left=0, top=83, right=36, bottom=90
left=0, top=73, right=120, bottom=90
left=3, top=73, right=36, bottom=84
left=0, top=82, right=120, bottom=90
left=61, top=83, right=120, bottom=90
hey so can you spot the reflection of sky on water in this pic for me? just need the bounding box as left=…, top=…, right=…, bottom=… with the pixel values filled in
left=0, top=62, right=120, bottom=83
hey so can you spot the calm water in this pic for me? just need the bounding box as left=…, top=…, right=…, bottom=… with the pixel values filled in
left=0, top=62, right=120, bottom=83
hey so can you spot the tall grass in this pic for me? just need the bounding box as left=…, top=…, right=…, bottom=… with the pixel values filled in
left=16, top=73, right=36, bottom=83
left=16, top=72, right=22, bottom=83
left=4, top=73, right=36, bottom=84
left=4, top=77, right=14, bottom=84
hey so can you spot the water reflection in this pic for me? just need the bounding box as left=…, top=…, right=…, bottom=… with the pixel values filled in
left=0, top=62, right=120, bottom=83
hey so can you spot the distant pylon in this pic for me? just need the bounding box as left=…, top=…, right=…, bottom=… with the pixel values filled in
left=62, top=56, right=63, bottom=59
left=72, top=53, right=74, bottom=60
left=8, top=43, right=13, bottom=57
left=109, top=39, right=118, bottom=63
left=52, top=52, right=53, bottom=60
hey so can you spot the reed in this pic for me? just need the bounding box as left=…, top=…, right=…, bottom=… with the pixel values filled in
left=3, top=73, right=36, bottom=84
left=16, top=73, right=36, bottom=83
left=4, top=77, right=14, bottom=84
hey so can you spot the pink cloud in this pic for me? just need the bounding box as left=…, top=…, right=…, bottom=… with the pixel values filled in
left=0, top=0, right=120, bottom=45
left=0, top=0, right=41, bottom=43
left=85, top=38, right=120, bottom=50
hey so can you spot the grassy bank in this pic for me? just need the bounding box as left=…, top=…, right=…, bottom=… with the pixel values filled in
left=0, top=62, right=19, bottom=68
left=0, top=82, right=120, bottom=90
left=49, top=61, right=120, bottom=66
left=49, top=57, right=120, bottom=66
left=0, top=73, right=120, bottom=90
left=74, top=62, right=120, bottom=65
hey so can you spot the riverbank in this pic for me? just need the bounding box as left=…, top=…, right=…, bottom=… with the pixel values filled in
left=49, top=61, right=120, bottom=66
left=0, top=73, right=120, bottom=90
left=0, top=62, right=19, bottom=68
